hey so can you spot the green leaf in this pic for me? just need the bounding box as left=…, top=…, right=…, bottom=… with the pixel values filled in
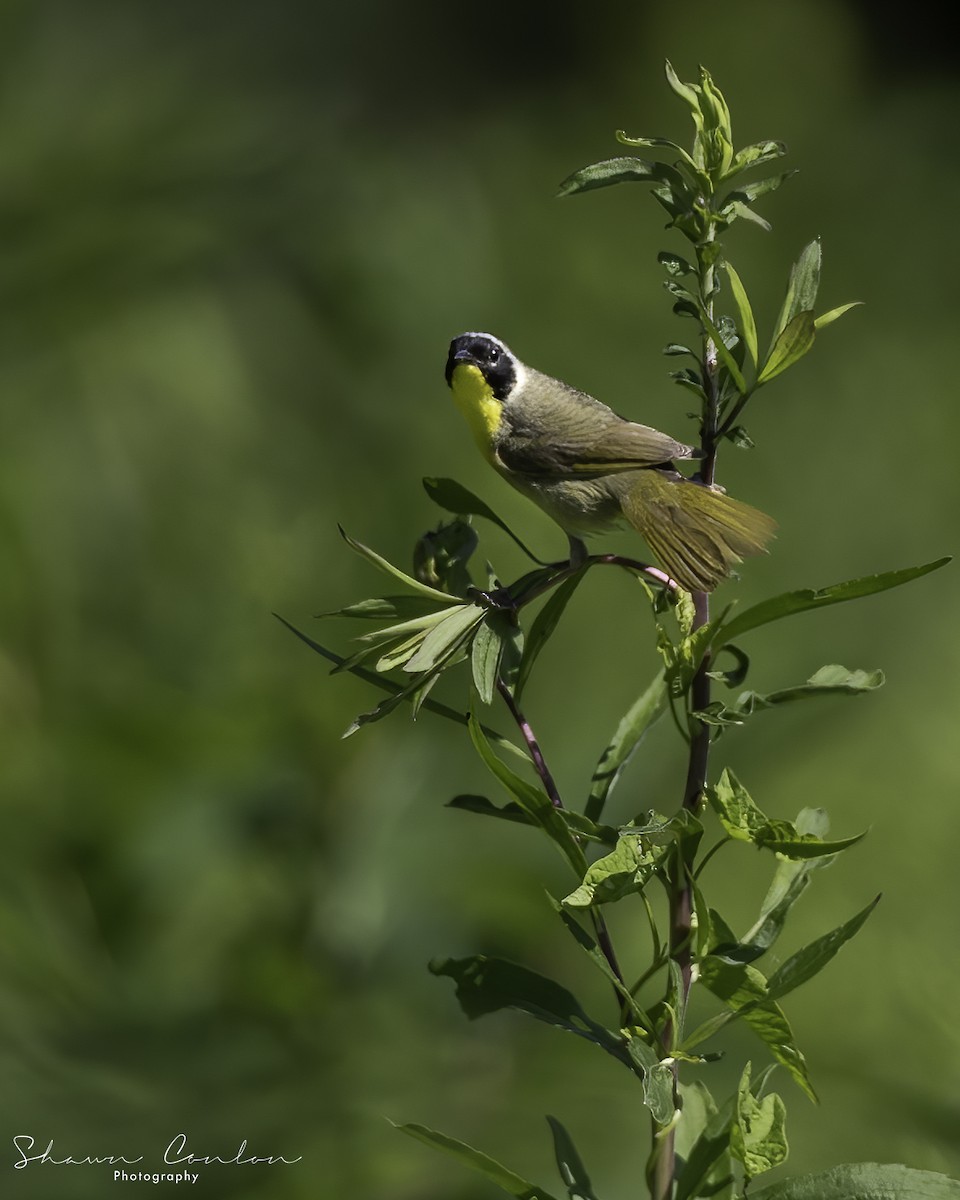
left=664, top=59, right=705, bottom=122
left=699, top=305, right=748, bottom=395
left=725, top=139, right=787, bottom=178
left=731, top=1063, right=788, bottom=1182
left=403, top=603, right=485, bottom=674
left=674, top=1084, right=734, bottom=1200
left=515, top=569, right=588, bottom=701
left=423, top=477, right=548, bottom=564
left=757, top=310, right=816, bottom=384
left=814, top=300, right=862, bottom=329
left=449, top=796, right=617, bottom=845
left=562, top=834, right=665, bottom=909
left=643, top=1060, right=677, bottom=1127
left=586, top=672, right=667, bottom=822
left=695, top=957, right=816, bottom=1101
left=394, top=1122, right=563, bottom=1200
left=722, top=260, right=759, bottom=371
left=741, top=808, right=834, bottom=956
left=616, top=129, right=698, bottom=172
left=697, top=665, right=885, bottom=733
left=706, top=769, right=864, bottom=859
left=557, top=157, right=687, bottom=198
left=317, top=595, right=447, bottom=621
left=658, top=249, right=697, bottom=277
left=338, top=525, right=459, bottom=603
left=765, top=895, right=880, bottom=1002
left=546, top=1116, right=601, bottom=1200
left=429, top=956, right=632, bottom=1069
left=276, top=615, right=529, bottom=758
left=723, top=200, right=772, bottom=232
left=771, top=238, right=821, bottom=345
left=721, top=171, right=796, bottom=211
left=751, top=1164, right=960, bottom=1200
left=735, top=664, right=884, bottom=714
left=468, top=710, right=586, bottom=874
left=472, top=619, right=504, bottom=705
left=448, top=794, right=535, bottom=826
left=712, top=557, right=951, bottom=648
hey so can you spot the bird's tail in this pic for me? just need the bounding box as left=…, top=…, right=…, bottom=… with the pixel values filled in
left=620, top=470, right=777, bottom=592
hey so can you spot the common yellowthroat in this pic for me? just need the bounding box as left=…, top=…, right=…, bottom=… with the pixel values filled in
left=444, top=332, right=775, bottom=592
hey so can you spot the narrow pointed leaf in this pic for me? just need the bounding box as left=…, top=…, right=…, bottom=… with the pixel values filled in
left=350, top=608, right=453, bottom=646
left=317, top=595, right=446, bottom=621
left=448, top=794, right=535, bottom=826
left=394, top=1122, right=562, bottom=1200
left=725, top=200, right=772, bottom=231
left=814, top=301, right=862, bottom=330
left=757, top=310, right=816, bottom=384
left=742, top=808, right=833, bottom=955
left=557, top=156, right=688, bottom=198
left=725, top=140, right=787, bottom=177
left=765, top=895, right=880, bottom=1002
left=338, top=526, right=459, bottom=603
left=771, top=239, right=821, bottom=344
left=616, top=129, right=698, bottom=170
left=735, top=664, right=884, bottom=714
left=697, top=957, right=817, bottom=1100
left=429, top=955, right=632, bottom=1069
left=750, top=1163, right=960, bottom=1199
left=723, top=260, right=759, bottom=370
left=586, top=673, right=667, bottom=821
left=423, top=477, right=548, bottom=564
left=664, top=59, right=704, bottom=121
left=546, top=1117, right=601, bottom=1200
left=275, top=615, right=528, bottom=760
left=515, top=569, right=588, bottom=701
left=713, top=557, right=951, bottom=648
left=721, top=171, right=796, bottom=210
left=403, top=604, right=484, bottom=673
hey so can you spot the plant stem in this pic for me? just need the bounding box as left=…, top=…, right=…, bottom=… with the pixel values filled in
left=495, top=678, right=628, bottom=1006
left=649, top=231, right=722, bottom=1200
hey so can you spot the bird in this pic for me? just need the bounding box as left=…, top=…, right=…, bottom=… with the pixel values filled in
left=444, top=332, right=776, bottom=592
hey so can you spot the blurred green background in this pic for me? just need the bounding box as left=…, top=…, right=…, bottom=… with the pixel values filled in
left=1, top=0, right=958, bottom=1195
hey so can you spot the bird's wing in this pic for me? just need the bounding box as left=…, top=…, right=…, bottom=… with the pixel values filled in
left=499, top=376, right=699, bottom=477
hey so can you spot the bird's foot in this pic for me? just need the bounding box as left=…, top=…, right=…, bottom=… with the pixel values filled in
left=467, top=585, right=518, bottom=614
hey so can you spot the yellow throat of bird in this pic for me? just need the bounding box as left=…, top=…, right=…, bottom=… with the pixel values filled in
left=450, top=363, right=501, bottom=463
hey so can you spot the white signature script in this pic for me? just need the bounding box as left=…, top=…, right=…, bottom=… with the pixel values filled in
left=13, top=1133, right=303, bottom=1169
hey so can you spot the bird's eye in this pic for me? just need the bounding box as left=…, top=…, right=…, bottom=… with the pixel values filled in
left=487, top=346, right=500, bottom=362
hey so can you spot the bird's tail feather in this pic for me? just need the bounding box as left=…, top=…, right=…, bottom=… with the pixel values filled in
left=620, top=471, right=776, bottom=592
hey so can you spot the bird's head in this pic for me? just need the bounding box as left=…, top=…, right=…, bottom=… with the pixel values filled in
left=445, top=333, right=518, bottom=400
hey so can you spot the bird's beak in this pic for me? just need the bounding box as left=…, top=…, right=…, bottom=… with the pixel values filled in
left=445, top=347, right=476, bottom=386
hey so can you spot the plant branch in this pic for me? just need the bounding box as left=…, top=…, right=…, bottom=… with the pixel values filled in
left=495, top=678, right=629, bottom=1007
left=650, top=227, right=722, bottom=1200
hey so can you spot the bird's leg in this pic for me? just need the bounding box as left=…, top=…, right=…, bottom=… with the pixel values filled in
left=467, top=583, right=518, bottom=614
left=568, top=535, right=589, bottom=567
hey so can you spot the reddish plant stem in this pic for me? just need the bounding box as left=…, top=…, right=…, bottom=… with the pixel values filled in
left=650, top=256, right=721, bottom=1200
left=496, top=678, right=628, bottom=1005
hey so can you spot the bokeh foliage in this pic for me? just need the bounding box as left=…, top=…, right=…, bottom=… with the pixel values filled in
left=1, top=0, right=958, bottom=1196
